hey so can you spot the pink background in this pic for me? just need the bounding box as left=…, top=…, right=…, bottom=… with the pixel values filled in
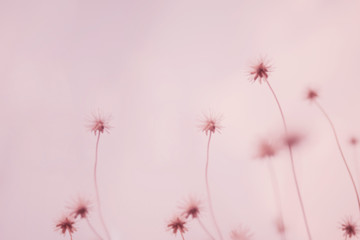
left=1, top=0, right=360, bottom=239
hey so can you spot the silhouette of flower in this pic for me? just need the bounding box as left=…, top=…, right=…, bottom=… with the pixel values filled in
left=167, top=216, right=188, bottom=235
left=180, top=196, right=202, bottom=219
left=341, top=217, right=359, bottom=239
left=55, top=215, right=76, bottom=235
left=70, top=197, right=91, bottom=219
left=201, top=114, right=222, bottom=136
left=230, top=226, right=253, bottom=240
left=249, top=59, right=271, bottom=84
left=88, top=111, right=111, bottom=135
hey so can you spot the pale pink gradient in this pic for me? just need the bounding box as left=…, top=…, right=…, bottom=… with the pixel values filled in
left=1, top=1, right=360, bottom=240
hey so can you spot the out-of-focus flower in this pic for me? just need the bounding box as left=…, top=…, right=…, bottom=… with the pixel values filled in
left=350, top=137, right=358, bottom=146
left=230, top=226, right=253, bottom=240
left=306, top=89, right=318, bottom=101
left=70, top=197, right=91, bottom=219
left=88, top=111, right=111, bottom=135
left=167, top=216, right=188, bottom=235
left=283, top=132, right=304, bottom=148
left=341, top=217, right=359, bottom=239
left=180, top=196, right=202, bottom=219
left=256, top=140, right=277, bottom=159
left=249, top=59, right=271, bottom=84
left=55, top=215, right=76, bottom=235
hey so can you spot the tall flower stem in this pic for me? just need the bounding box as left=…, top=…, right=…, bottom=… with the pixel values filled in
left=313, top=100, right=360, bottom=213
left=94, top=133, right=111, bottom=240
left=267, top=159, right=287, bottom=240
left=197, top=218, right=216, bottom=240
left=180, top=231, right=186, bottom=240
left=265, top=79, right=312, bottom=240
left=205, top=132, right=224, bottom=240
left=86, top=217, right=104, bottom=240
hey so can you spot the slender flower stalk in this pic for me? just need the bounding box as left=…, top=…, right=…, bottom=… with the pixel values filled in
left=201, top=114, right=224, bottom=240
left=308, top=94, right=360, bottom=213
left=350, top=137, right=360, bottom=189
left=89, top=112, right=112, bottom=240
left=249, top=59, right=312, bottom=240
left=197, top=218, right=216, bottom=240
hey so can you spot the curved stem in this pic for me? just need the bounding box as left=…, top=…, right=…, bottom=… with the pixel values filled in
left=94, top=133, right=111, bottom=240
left=197, top=218, right=216, bottom=240
left=205, top=133, right=224, bottom=240
left=265, top=79, right=312, bottom=240
left=314, top=100, right=360, bottom=213
left=267, top=159, right=287, bottom=240
left=86, top=217, right=104, bottom=240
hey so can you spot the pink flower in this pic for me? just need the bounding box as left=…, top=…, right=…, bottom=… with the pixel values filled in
left=167, top=216, right=188, bottom=235
left=249, top=59, right=271, bottom=84
left=256, top=140, right=277, bottom=159
left=180, top=196, right=202, bottom=219
left=283, top=132, right=304, bottom=148
left=55, top=215, right=76, bottom=235
left=70, top=197, right=91, bottom=219
left=350, top=137, right=358, bottom=146
left=201, top=113, right=222, bottom=136
left=230, top=226, right=253, bottom=240
left=306, top=89, right=318, bottom=101
left=341, top=217, right=359, bottom=239
left=88, top=111, right=111, bottom=135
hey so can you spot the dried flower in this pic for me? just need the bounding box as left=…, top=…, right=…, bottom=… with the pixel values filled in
left=167, top=216, right=188, bottom=235
left=180, top=196, right=202, bottom=219
left=230, top=226, right=253, bottom=240
left=201, top=113, right=222, bottom=136
left=88, top=111, right=111, bottom=135
left=249, top=59, right=271, bottom=84
left=341, top=217, right=359, bottom=239
left=70, top=197, right=91, bottom=219
left=306, top=89, right=318, bottom=101
left=55, top=215, right=76, bottom=235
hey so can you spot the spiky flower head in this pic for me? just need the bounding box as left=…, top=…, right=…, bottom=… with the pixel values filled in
left=167, top=215, right=188, bottom=235
left=180, top=196, right=202, bottom=219
left=70, top=197, right=91, bottom=219
left=230, top=226, right=253, bottom=240
left=200, top=113, right=222, bottom=136
left=306, top=89, right=318, bottom=101
left=249, top=58, right=271, bottom=84
left=341, top=217, right=359, bottom=239
left=88, top=111, right=111, bottom=135
left=55, top=215, right=76, bottom=236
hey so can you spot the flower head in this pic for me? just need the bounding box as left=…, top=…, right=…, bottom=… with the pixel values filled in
left=70, top=197, right=91, bottom=219
left=200, top=113, right=222, bottom=136
left=167, top=215, right=188, bottom=235
left=249, top=58, right=271, bottom=84
left=55, top=215, right=76, bottom=236
left=256, top=140, right=277, bottom=159
left=88, top=111, right=111, bottom=135
left=230, top=226, right=253, bottom=240
left=180, top=196, right=202, bottom=219
left=341, top=217, right=359, bottom=239
left=283, top=132, right=304, bottom=148
left=306, top=89, right=318, bottom=101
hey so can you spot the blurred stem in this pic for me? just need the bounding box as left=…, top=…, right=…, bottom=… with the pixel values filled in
left=86, top=217, right=104, bottom=240
left=94, top=133, right=111, bottom=240
left=180, top=231, right=185, bottom=240
left=197, top=218, right=216, bottom=240
left=265, top=79, right=312, bottom=240
left=205, top=132, right=224, bottom=240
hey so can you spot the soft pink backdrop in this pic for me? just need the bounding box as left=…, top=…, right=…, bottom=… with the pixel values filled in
left=1, top=0, right=360, bottom=239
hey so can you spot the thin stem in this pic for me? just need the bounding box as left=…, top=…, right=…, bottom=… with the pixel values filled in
left=197, top=218, right=216, bottom=240
left=180, top=231, right=186, bottom=240
left=314, top=100, right=360, bottom=213
left=94, top=133, right=111, bottom=240
left=69, top=233, right=73, bottom=240
left=267, top=159, right=287, bottom=240
left=86, top=217, right=104, bottom=240
left=205, top=133, right=224, bottom=240
left=265, top=79, right=312, bottom=240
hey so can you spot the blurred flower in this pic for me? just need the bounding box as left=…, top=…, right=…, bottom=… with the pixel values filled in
left=55, top=215, right=76, bottom=235
left=88, top=111, right=111, bottom=135
left=256, top=140, right=277, bottom=159
left=70, top=197, right=91, bottom=219
left=180, top=196, right=202, bottom=219
left=350, top=137, right=358, bottom=146
left=276, top=218, right=286, bottom=234
left=341, top=217, right=359, bottom=239
left=306, top=89, right=318, bottom=101
left=167, top=216, right=188, bottom=235
left=249, top=59, right=271, bottom=84
left=283, top=132, right=304, bottom=148
left=230, top=226, right=253, bottom=240
left=201, top=114, right=222, bottom=136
